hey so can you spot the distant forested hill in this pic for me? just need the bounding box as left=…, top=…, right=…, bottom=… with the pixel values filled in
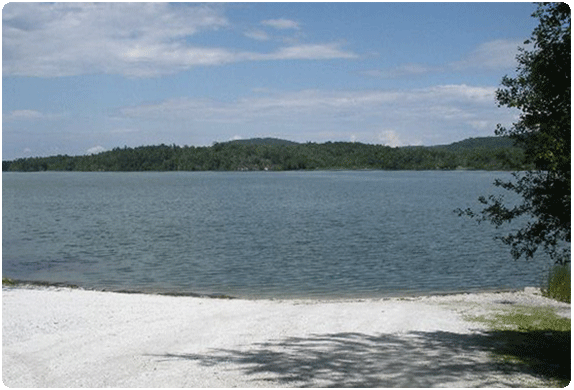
left=431, top=136, right=517, bottom=151
left=224, top=137, right=300, bottom=147
left=2, top=136, right=531, bottom=172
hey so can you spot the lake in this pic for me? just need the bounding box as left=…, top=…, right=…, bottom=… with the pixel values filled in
left=2, top=170, right=549, bottom=299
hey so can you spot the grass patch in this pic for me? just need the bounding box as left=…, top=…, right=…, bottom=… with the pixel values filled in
left=2, top=277, right=17, bottom=286
left=542, top=264, right=571, bottom=303
left=468, top=306, right=571, bottom=387
left=2, top=277, right=79, bottom=289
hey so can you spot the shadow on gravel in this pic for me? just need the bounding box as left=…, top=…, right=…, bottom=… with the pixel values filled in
left=156, top=330, right=569, bottom=387
left=487, top=329, right=570, bottom=386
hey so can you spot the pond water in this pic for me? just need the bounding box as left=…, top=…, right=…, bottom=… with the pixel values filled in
left=2, top=171, right=549, bottom=298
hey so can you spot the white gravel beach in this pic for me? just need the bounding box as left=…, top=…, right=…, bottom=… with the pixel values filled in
left=2, top=286, right=570, bottom=387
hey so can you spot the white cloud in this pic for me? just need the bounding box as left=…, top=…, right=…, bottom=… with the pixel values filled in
left=261, top=19, right=300, bottom=30
left=117, top=84, right=516, bottom=146
left=4, top=109, right=64, bottom=122
left=261, top=43, right=358, bottom=60
left=117, top=42, right=357, bottom=75
left=2, top=3, right=229, bottom=77
left=423, top=84, right=496, bottom=103
left=377, top=130, right=404, bottom=147
left=361, top=63, right=439, bottom=79
left=244, top=29, right=270, bottom=41
left=451, top=39, right=525, bottom=70
left=468, top=120, right=491, bottom=130
left=121, top=44, right=239, bottom=76
left=361, top=39, right=525, bottom=80
left=86, top=145, right=106, bottom=155
left=121, top=85, right=498, bottom=121
left=5, top=109, right=44, bottom=120
left=2, top=3, right=354, bottom=78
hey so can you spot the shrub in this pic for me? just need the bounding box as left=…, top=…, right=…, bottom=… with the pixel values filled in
left=543, top=264, right=571, bottom=303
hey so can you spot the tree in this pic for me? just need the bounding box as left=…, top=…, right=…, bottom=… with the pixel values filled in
left=460, top=3, right=571, bottom=265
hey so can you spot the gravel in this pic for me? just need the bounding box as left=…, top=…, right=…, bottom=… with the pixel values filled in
left=3, top=286, right=570, bottom=387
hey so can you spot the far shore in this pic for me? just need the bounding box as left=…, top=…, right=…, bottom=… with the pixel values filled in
left=3, top=285, right=570, bottom=387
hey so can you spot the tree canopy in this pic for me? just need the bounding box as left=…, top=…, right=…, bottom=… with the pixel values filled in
left=461, top=3, right=571, bottom=264
left=2, top=136, right=529, bottom=173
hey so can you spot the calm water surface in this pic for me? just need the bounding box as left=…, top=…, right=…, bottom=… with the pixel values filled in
left=3, top=171, right=549, bottom=298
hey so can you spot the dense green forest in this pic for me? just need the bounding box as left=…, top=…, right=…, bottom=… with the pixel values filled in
left=2, top=136, right=531, bottom=172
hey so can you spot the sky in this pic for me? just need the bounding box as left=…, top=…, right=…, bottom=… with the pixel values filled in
left=2, top=2, right=539, bottom=160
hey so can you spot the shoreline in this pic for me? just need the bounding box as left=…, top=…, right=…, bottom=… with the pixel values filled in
left=1, top=276, right=536, bottom=301
left=3, top=285, right=570, bottom=387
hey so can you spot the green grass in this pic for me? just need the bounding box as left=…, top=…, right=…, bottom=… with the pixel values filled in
left=2, top=277, right=18, bottom=286
left=542, top=264, right=571, bottom=303
left=468, top=306, right=571, bottom=387
left=2, top=277, right=79, bottom=289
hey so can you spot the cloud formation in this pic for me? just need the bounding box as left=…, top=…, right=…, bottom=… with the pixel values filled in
left=5, top=109, right=45, bottom=120
left=2, top=3, right=355, bottom=78
left=4, top=109, right=63, bottom=122
left=86, top=145, right=106, bottom=155
left=362, top=39, right=525, bottom=79
left=259, top=43, right=357, bottom=60
left=117, top=84, right=515, bottom=146
left=377, top=130, right=405, bottom=147
left=451, top=39, right=526, bottom=70
left=120, top=85, right=498, bottom=121
left=244, top=29, right=271, bottom=41
left=261, top=19, right=300, bottom=30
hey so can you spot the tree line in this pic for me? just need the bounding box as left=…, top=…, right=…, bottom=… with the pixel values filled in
left=2, top=137, right=531, bottom=172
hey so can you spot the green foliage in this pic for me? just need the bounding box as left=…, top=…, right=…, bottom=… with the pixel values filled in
left=543, top=264, right=571, bottom=303
left=468, top=305, right=571, bottom=386
left=2, top=137, right=529, bottom=173
left=432, top=136, right=517, bottom=151
left=2, top=277, right=17, bottom=286
left=460, top=3, right=571, bottom=265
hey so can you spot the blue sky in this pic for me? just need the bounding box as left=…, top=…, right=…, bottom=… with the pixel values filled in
left=2, top=2, right=538, bottom=160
